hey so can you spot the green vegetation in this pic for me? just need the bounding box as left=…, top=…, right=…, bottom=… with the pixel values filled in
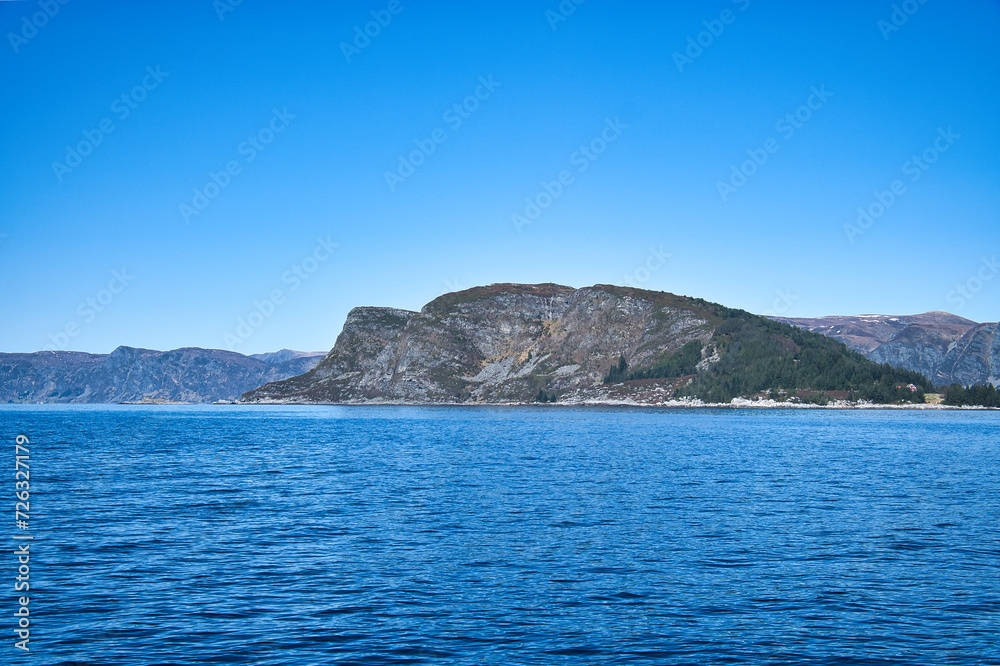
left=604, top=341, right=703, bottom=384
left=679, top=312, right=932, bottom=403
left=605, top=308, right=934, bottom=404
left=943, top=383, right=1000, bottom=407
left=628, top=340, right=702, bottom=380
left=534, top=388, right=557, bottom=403
left=603, top=354, right=629, bottom=384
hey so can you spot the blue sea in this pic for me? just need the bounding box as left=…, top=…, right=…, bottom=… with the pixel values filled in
left=2, top=406, right=998, bottom=665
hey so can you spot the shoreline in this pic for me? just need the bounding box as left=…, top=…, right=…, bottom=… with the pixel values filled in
left=228, top=398, right=995, bottom=410
left=4, top=399, right=994, bottom=410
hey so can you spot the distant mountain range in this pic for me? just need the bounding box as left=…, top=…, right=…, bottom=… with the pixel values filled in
left=774, top=313, right=998, bottom=387
left=0, top=347, right=324, bottom=404
left=241, top=284, right=931, bottom=405
left=3, top=290, right=995, bottom=406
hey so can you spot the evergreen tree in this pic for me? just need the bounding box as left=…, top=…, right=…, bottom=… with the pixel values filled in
left=603, top=354, right=628, bottom=383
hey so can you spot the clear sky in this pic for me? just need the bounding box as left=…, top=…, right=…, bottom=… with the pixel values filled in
left=1, top=0, right=998, bottom=354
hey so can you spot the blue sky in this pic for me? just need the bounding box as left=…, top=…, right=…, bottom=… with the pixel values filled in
left=1, top=0, right=998, bottom=354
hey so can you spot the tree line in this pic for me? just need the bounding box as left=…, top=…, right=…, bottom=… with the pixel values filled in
left=942, top=383, right=1000, bottom=407
left=604, top=310, right=935, bottom=404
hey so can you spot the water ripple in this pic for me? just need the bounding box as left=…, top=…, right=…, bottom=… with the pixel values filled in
left=2, top=405, right=998, bottom=665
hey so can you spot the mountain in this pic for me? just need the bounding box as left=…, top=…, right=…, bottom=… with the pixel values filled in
left=0, top=347, right=325, bottom=404
left=242, top=284, right=931, bottom=405
left=774, top=313, right=998, bottom=387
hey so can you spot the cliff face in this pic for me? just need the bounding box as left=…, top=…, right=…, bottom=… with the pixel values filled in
left=0, top=347, right=324, bottom=403
left=242, top=284, right=718, bottom=404
left=940, top=323, right=998, bottom=387
left=776, top=313, right=998, bottom=387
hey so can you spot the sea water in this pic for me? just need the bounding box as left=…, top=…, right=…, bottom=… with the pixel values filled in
left=2, top=405, right=998, bottom=665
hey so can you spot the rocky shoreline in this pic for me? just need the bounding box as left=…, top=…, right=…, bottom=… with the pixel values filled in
left=233, top=397, right=994, bottom=410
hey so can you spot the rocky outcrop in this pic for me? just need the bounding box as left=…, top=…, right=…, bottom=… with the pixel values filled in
left=939, top=323, right=998, bottom=387
left=0, top=347, right=324, bottom=403
left=242, top=284, right=720, bottom=404
left=775, top=313, right=998, bottom=387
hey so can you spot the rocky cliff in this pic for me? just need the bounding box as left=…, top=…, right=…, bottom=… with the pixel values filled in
left=241, top=284, right=929, bottom=405
left=0, top=347, right=324, bottom=403
left=242, top=284, right=717, bottom=403
left=775, top=313, right=998, bottom=387
left=934, top=322, right=998, bottom=387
